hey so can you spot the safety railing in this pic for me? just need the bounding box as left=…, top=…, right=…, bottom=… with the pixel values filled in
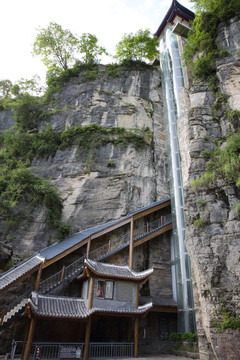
left=39, top=256, right=85, bottom=294
left=89, top=342, right=134, bottom=358
left=10, top=341, right=133, bottom=359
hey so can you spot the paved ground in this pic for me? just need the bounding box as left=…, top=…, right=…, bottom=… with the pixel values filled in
left=114, top=356, right=193, bottom=360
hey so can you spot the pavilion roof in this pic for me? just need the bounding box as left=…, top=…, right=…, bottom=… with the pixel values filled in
left=78, top=259, right=153, bottom=282
left=29, top=293, right=152, bottom=319
left=154, top=0, right=195, bottom=38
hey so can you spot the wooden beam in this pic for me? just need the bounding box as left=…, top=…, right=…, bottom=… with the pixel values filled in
left=23, top=316, right=36, bottom=360
left=133, top=224, right=172, bottom=248
left=60, top=266, right=65, bottom=282
left=151, top=306, right=177, bottom=313
left=86, top=237, right=91, bottom=258
left=133, top=200, right=171, bottom=220
left=83, top=316, right=92, bottom=360
left=91, top=218, right=131, bottom=239
left=129, top=218, right=134, bottom=269
left=134, top=317, right=139, bottom=358
left=88, top=277, right=94, bottom=310
left=0, top=307, right=7, bottom=326
left=35, top=262, right=43, bottom=292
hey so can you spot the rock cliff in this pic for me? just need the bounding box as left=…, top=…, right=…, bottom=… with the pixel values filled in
left=178, top=17, right=240, bottom=360
left=0, top=64, right=169, bottom=259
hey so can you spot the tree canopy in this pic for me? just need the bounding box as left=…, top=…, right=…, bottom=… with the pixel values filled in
left=115, top=29, right=158, bottom=63
left=33, top=22, right=79, bottom=71
left=78, top=33, right=108, bottom=64
left=33, top=23, right=108, bottom=72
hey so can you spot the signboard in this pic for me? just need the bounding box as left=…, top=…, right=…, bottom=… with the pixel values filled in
left=60, top=346, right=82, bottom=359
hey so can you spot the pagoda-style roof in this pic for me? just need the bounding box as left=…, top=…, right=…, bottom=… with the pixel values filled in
left=29, top=293, right=152, bottom=319
left=78, top=259, right=153, bottom=282
left=154, top=0, right=195, bottom=38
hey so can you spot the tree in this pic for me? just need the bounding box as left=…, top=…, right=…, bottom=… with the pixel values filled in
left=78, top=33, right=108, bottom=64
left=33, top=22, right=79, bottom=71
left=115, top=29, right=158, bottom=63
left=0, top=80, right=12, bottom=98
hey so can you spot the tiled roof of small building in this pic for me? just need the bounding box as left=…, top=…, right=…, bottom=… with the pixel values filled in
left=139, top=295, right=177, bottom=308
left=154, top=0, right=195, bottom=38
left=29, top=293, right=152, bottom=319
left=81, top=259, right=153, bottom=281
left=0, top=255, right=44, bottom=291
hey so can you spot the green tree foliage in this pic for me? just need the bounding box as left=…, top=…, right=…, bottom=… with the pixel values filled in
left=33, top=22, right=80, bottom=71
left=115, top=29, right=158, bottom=63
left=33, top=23, right=108, bottom=73
left=0, top=80, right=12, bottom=98
left=78, top=33, right=108, bottom=64
left=184, top=0, right=240, bottom=79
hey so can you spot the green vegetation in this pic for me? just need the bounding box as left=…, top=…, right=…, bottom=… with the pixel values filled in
left=213, top=299, right=240, bottom=332
left=170, top=332, right=198, bottom=343
left=107, top=161, right=116, bottom=168
left=191, top=132, right=240, bottom=190
left=193, top=218, right=205, bottom=229
left=33, top=22, right=107, bottom=73
left=115, top=29, right=158, bottom=63
left=197, top=198, right=207, bottom=208
left=184, top=0, right=240, bottom=79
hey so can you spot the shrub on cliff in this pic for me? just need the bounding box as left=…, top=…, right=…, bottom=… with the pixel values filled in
left=184, top=0, right=240, bottom=79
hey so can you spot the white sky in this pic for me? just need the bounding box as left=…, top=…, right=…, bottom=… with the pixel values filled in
left=0, top=0, right=194, bottom=84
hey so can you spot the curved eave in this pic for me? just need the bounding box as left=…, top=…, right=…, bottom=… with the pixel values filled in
left=154, top=0, right=195, bottom=38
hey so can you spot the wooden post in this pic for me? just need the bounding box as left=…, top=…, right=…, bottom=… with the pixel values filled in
left=0, top=307, right=7, bottom=326
left=88, top=277, right=94, bottom=310
left=129, top=218, right=134, bottom=269
left=86, top=237, right=91, bottom=258
left=60, top=266, right=65, bottom=282
left=35, top=262, right=43, bottom=292
left=21, top=318, right=31, bottom=359
left=136, top=283, right=139, bottom=309
left=134, top=317, right=139, bottom=358
left=108, top=240, right=111, bottom=253
left=23, top=317, right=36, bottom=360
left=83, top=316, right=92, bottom=360
left=147, top=222, right=149, bottom=234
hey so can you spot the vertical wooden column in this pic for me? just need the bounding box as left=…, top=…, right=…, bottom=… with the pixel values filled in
left=83, top=317, right=92, bottom=360
left=60, top=265, right=65, bottom=282
left=88, top=277, right=94, bottom=310
left=35, top=263, right=43, bottom=292
left=23, top=317, right=36, bottom=360
left=129, top=217, right=134, bottom=269
left=134, top=317, right=139, bottom=358
left=86, top=237, right=91, bottom=258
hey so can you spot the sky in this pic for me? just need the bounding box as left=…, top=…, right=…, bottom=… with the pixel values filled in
left=0, top=0, right=194, bottom=84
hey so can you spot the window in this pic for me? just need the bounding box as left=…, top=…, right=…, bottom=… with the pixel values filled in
left=97, top=280, right=114, bottom=299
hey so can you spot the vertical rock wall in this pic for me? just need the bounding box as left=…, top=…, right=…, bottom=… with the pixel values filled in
left=178, top=18, right=240, bottom=360
left=0, top=65, right=169, bottom=258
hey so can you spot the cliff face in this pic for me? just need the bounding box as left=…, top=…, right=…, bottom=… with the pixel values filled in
left=179, top=17, right=240, bottom=360
left=0, top=65, right=169, bottom=259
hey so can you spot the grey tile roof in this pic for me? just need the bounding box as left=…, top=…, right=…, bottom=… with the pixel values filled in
left=0, top=255, right=44, bottom=291
left=139, top=295, right=177, bottom=308
left=83, top=259, right=153, bottom=281
left=30, top=293, right=89, bottom=319
left=30, top=293, right=152, bottom=318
